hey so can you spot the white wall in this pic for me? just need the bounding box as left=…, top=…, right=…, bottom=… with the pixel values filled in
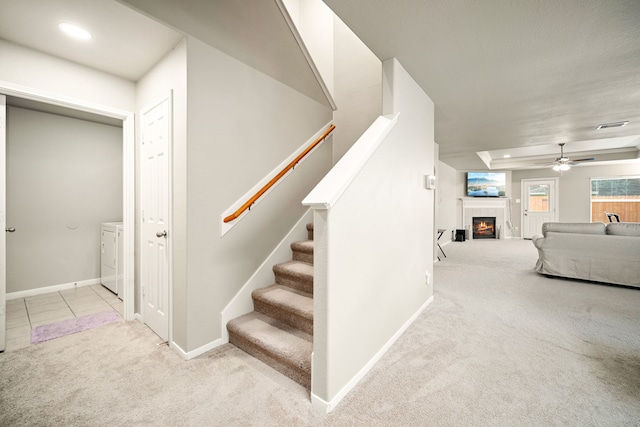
left=284, top=0, right=335, bottom=96
left=6, top=107, right=122, bottom=293
left=435, top=148, right=458, bottom=243
left=282, top=0, right=382, bottom=164
left=511, top=162, right=640, bottom=232
left=309, top=58, right=435, bottom=409
left=135, top=39, right=188, bottom=340
left=332, top=15, right=382, bottom=163
left=0, top=40, right=135, bottom=112
left=183, top=37, right=333, bottom=352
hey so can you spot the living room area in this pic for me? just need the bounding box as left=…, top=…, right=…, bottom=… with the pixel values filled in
left=435, top=154, right=640, bottom=283
left=429, top=156, right=640, bottom=425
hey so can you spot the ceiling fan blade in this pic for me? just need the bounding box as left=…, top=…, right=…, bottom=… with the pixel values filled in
left=571, top=157, right=595, bottom=162
left=568, top=158, right=596, bottom=166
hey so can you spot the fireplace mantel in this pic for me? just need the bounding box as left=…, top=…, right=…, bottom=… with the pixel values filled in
left=459, top=197, right=511, bottom=239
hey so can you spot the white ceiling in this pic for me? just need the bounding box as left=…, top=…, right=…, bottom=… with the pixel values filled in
left=119, top=0, right=330, bottom=108
left=323, top=0, right=640, bottom=171
left=0, top=0, right=183, bottom=81
left=0, top=0, right=330, bottom=112
left=2, top=0, right=639, bottom=171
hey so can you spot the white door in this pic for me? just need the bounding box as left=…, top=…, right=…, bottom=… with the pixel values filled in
left=522, top=178, right=558, bottom=239
left=140, top=96, right=171, bottom=341
left=0, top=95, right=6, bottom=351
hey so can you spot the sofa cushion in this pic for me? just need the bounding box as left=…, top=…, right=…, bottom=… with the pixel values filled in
left=542, top=222, right=606, bottom=237
left=606, top=222, right=640, bottom=236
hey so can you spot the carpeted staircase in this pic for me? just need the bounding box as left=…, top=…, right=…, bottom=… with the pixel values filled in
left=227, top=223, right=314, bottom=388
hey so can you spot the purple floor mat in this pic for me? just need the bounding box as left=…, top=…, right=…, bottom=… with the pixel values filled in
left=31, top=310, right=120, bottom=344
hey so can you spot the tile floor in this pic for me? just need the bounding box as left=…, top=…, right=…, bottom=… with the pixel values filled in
left=5, top=284, right=123, bottom=352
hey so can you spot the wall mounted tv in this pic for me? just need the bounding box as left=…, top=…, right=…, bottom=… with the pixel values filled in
left=466, top=172, right=506, bottom=197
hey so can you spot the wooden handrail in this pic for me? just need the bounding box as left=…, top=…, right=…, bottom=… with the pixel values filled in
left=223, top=124, right=336, bottom=223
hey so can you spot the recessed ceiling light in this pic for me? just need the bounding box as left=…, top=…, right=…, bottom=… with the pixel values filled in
left=596, top=121, right=629, bottom=130
left=59, top=23, right=92, bottom=41
left=503, top=154, right=511, bottom=158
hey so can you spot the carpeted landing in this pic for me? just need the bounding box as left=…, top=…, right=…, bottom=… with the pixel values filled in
left=1, top=238, right=639, bottom=426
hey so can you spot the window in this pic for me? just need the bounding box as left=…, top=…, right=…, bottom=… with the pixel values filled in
left=528, top=184, right=549, bottom=212
left=591, top=177, right=640, bottom=223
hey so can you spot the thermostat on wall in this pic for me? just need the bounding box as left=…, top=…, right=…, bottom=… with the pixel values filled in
left=424, top=174, right=436, bottom=189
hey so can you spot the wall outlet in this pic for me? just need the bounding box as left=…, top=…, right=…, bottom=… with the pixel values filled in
left=425, top=270, right=431, bottom=285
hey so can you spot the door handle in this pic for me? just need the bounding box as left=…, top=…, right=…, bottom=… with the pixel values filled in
left=6, top=227, right=15, bottom=232
left=156, top=230, right=167, bottom=238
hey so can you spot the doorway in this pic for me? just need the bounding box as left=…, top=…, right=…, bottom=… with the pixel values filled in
left=139, top=95, right=172, bottom=342
left=0, top=84, right=135, bottom=354
left=521, top=178, right=559, bottom=239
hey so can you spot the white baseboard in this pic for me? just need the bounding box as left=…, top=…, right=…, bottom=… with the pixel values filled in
left=6, top=278, right=101, bottom=300
left=312, top=295, right=435, bottom=413
left=170, top=338, right=223, bottom=361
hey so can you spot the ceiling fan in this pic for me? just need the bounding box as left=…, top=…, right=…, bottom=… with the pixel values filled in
left=541, top=143, right=595, bottom=172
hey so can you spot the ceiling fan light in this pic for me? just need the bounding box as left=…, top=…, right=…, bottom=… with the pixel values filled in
left=552, top=165, right=561, bottom=172
left=559, top=164, right=570, bottom=171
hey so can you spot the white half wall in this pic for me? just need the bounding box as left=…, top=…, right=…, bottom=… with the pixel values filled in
left=306, top=58, right=435, bottom=411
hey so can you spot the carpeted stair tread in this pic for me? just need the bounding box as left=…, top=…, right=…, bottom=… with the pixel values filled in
left=227, top=312, right=312, bottom=388
left=291, top=240, right=314, bottom=264
left=273, top=260, right=314, bottom=294
left=253, top=285, right=313, bottom=320
left=226, top=223, right=315, bottom=389
left=252, top=285, right=313, bottom=334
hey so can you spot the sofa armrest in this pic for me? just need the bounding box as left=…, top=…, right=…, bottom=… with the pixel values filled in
left=531, top=234, right=544, bottom=248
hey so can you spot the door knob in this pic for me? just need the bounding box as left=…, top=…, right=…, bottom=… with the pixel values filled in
left=156, top=230, right=167, bottom=238
left=6, top=227, right=15, bottom=232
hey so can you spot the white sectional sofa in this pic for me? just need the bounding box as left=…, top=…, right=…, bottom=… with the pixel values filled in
left=532, top=222, right=640, bottom=288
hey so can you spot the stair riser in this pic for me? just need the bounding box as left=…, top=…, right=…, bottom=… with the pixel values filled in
left=229, top=333, right=310, bottom=389
left=274, top=273, right=313, bottom=295
left=292, top=251, right=313, bottom=264
left=253, top=299, right=313, bottom=335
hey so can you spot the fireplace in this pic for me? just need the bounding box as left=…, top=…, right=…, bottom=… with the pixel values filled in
left=473, top=217, right=496, bottom=239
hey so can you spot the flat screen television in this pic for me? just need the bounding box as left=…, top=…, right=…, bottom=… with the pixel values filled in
left=466, top=172, right=506, bottom=197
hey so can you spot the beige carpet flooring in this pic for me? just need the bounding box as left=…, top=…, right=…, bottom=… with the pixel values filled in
left=1, top=238, right=639, bottom=426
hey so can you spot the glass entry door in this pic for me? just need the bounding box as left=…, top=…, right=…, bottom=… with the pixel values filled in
left=522, top=178, right=558, bottom=238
